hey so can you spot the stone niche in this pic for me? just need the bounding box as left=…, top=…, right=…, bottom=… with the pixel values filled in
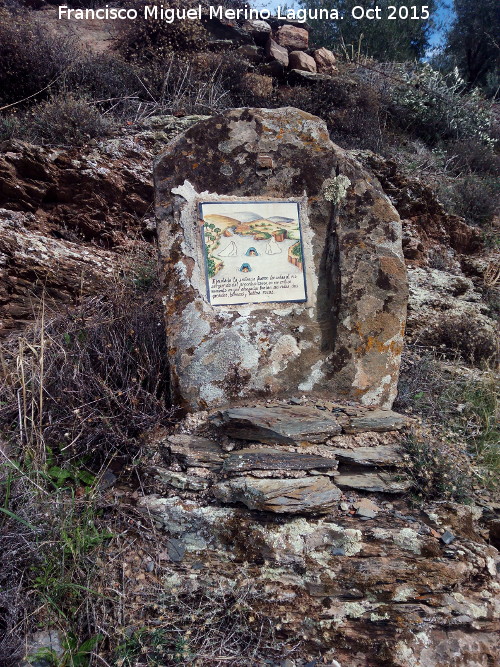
left=154, top=108, right=408, bottom=411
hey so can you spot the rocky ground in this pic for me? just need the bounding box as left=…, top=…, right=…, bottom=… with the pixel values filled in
left=94, top=400, right=499, bottom=666
left=0, top=11, right=498, bottom=667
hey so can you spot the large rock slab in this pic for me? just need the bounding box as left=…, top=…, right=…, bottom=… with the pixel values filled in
left=222, top=447, right=337, bottom=472
left=155, top=108, right=407, bottom=411
left=213, top=405, right=342, bottom=444
left=345, top=409, right=406, bottom=433
left=213, top=476, right=341, bottom=513
left=330, top=444, right=404, bottom=467
left=336, top=471, right=411, bottom=493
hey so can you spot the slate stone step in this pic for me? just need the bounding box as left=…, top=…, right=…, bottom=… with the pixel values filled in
left=213, top=476, right=341, bottom=514
left=330, top=444, right=404, bottom=467
left=212, top=406, right=343, bottom=445
left=345, top=409, right=406, bottom=433
left=166, top=434, right=223, bottom=469
left=222, top=447, right=338, bottom=473
left=335, top=472, right=411, bottom=493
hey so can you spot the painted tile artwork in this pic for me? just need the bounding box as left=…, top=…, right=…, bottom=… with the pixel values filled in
left=200, top=201, right=307, bottom=306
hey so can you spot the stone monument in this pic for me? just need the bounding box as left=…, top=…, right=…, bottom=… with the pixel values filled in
left=154, top=108, right=408, bottom=411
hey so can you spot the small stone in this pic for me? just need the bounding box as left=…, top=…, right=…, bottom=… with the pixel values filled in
left=289, top=51, right=317, bottom=73
left=313, top=47, right=337, bottom=74
left=274, top=24, right=308, bottom=50
left=236, top=44, right=264, bottom=64
left=340, top=502, right=350, bottom=511
left=265, top=38, right=289, bottom=67
left=145, top=560, right=154, bottom=572
left=166, top=538, right=186, bottom=563
left=354, top=498, right=381, bottom=518
left=332, top=547, right=346, bottom=556
left=191, top=561, right=204, bottom=570
left=441, top=531, right=456, bottom=545
left=98, top=469, right=117, bottom=490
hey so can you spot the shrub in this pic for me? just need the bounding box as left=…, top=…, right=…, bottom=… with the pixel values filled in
left=276, top=75, right=387, bottom=150
left=0, top=113, right=19, bottom=141
left=445, top=139, right=500, bottom=177
left=61, top=53, right=143, bottom=111
left=116, top=0, right=209, bottom=64
left=392, top=64, right=496, bottom=147
left=438, top=175, right=500, bottom=226
left=420, top=313, right=497, bottom=364
left=0, top=281, right=172, bottom=467
left=396, top=346, right=499, bottom=489
left=0, top=6, right=76, bottom=106
left=27, top=93, right=114, bottom=145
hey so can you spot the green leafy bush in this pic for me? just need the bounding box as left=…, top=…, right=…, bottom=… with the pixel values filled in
left=393, top=64, right=496, bottom=146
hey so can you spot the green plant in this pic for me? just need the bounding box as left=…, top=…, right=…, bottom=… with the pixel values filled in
left=396, top=347, right=499, bottom=490
left=403, top=428, right=473, bottom=501
left=28, top=633, right=103, bottom=667
left=115, top=628, right=191, bottom=666
left=393, top=64, right=496, bottom=146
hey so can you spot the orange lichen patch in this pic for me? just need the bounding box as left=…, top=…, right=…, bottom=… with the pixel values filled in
left=192, top=163, right=199, bottom=169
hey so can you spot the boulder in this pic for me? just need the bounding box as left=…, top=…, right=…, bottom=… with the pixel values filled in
left=265, top=37, right=289, bottom=66
left=242, top=19, right=272, bottom=45
left=274, top=24, right=308, bottom=50
left=154, top=108, right=408, bottom=411
left=288, top=51, right=317, bottom=73
left=313, top=47, right=337, bottom=74
left=213, top=475, right=341, bottom=513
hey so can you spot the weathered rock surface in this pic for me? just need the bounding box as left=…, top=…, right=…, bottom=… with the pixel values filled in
left=265, top=37, right=289, bottom=66
left=336, top=471, right=411, bottom=493
left=213, top=405, right=343, bottom=444
left=0, top=116, right=206, bottom=335
left=139, top=493, right=500, bottom=665
left=406, top=266, right=497, bottom=357
left=0, top=209, right=120, bottom=332
left=330, top=444, right=404, bottom=467
left=288, top=50, right=317, bottom=72
left=213, top=475, right=341, bottom=513
left=155, top=108, right=408, bottom=410
left=345, top=409, right=406, bottom=433
left=165, top=433, right=224, bottom=469
left=222, top=447, right=337, bottom=472
left=288, top=69, right=333, bottom=84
